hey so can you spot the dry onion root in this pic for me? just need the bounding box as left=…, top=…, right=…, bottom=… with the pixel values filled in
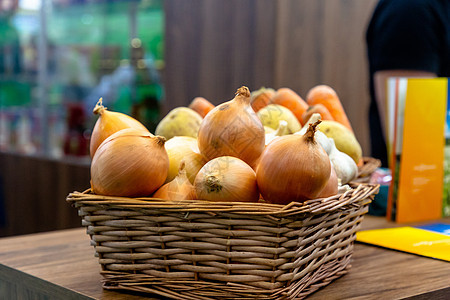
left=256, top=120, right=331, bottom=204
left=197, top=86, right=265, bottom=168
left=90, top=98, right=149, bottom=157
left=91, top=128, right=168, bottom=197
left=194, top=156, right=259, bottom=202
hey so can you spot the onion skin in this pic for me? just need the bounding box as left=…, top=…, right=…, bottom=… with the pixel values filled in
left=256, top=121, right=331, bottom=204
left=90, top=98, right=149, bottom=158
left=91, top=128, right=168, bottom=197
left=197, top=86, right=265, bottom=168
left=316, top=165, right=338, bottom=198
left=194, top=156, right=259, bottom=202
left=153, top=162, right=197, bottom=200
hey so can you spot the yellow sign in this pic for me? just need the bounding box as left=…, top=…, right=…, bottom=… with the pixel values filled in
left=357, top=226, right=450, bottom=262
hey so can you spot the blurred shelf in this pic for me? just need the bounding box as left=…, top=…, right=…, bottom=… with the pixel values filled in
left=0, top=150, right=90, bottom=167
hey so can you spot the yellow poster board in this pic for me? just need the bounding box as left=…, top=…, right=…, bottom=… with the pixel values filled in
left=386, top=78, right=448, bottom=223
left=396, top=79, right=447, bottom=223
left=357, top=225, right=450, bottom=262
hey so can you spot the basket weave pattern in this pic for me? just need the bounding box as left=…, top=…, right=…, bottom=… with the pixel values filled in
left=67, top=184, right=378, bottom=299
left=355, top=157, right=382, bottom=183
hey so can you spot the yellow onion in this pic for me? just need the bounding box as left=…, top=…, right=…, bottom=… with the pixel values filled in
left=197, top=86, right=265, bottom=168
left=90, top=98, right=149, bottom=158
left=316, top=166, right=338, bottom=198
left=256, top=120, right=331, bottom=204
left=164, top=136, right=207, bottom=184
left=153, top=161, right=197, bottom=200
left=91, top=128, right=168, bottom=197
left=194, top=156, right=259, bottom=202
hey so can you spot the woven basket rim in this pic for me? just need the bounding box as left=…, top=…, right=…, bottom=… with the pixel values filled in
left=66, top=183, right=379, bottom=216
left=357, top=156, right=382, bottom=178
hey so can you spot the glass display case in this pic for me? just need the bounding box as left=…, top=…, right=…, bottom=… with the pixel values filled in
left=0, top=0, right=164, bottom=159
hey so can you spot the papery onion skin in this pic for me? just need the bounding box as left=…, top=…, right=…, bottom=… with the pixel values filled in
left=90, top=98, right=149, bottom=158
left=194, top=156, right=259, bottom=202
left=153, top=161, right=197, bottom=200
left=164, top=136, right=207, bottom=184
left=316, top=165, right=338, bottom=198
left=256, top=121, right=331, bottom=204
left=197, top=86, right=265, bottom=168
left=91, top=128, right=168, bottom=197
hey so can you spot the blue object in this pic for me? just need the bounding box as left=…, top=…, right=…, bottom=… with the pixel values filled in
left=368, top=184, right=389, bottom=216
left=415, top=223, right=450, bottom=236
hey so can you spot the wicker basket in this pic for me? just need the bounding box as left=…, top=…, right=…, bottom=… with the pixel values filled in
left=67, top=183, right=379, bottom=300
left=354, top=157, right=382, bottom=183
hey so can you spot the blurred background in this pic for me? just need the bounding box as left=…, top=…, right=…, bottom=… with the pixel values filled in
left=0, top=0, right=378, bottom=236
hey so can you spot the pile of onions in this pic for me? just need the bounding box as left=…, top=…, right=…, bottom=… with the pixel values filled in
left=197, top=86, right=265, bottom=168
left=90, top=98, right=149, bottom=157
left=194, top=156, right=259, bottom=202
left=164, top=136, right=207, bottom=184
left=153, top=161, right=196, bottom=200
left=91, top=128, right=169, bottom=197
left=256, top=121, right=331, bottom=204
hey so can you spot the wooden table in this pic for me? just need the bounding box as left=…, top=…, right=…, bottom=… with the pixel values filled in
left=0, top=216, right=449, bottom=299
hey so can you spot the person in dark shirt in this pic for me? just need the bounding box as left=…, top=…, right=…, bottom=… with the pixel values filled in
left=366, top=0, right=450, bottom=167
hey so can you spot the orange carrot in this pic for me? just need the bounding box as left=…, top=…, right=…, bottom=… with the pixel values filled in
left=357, top=158, right=364, bottom=167
left=301, top=104, right=334, bottom=124
left=305, top=85, right=353, bottom=132
left=188, top=97, right=215, bottom=118
left=250, top=87, right=275, bottom=112
left=270, top=87, right=309, bottom=125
